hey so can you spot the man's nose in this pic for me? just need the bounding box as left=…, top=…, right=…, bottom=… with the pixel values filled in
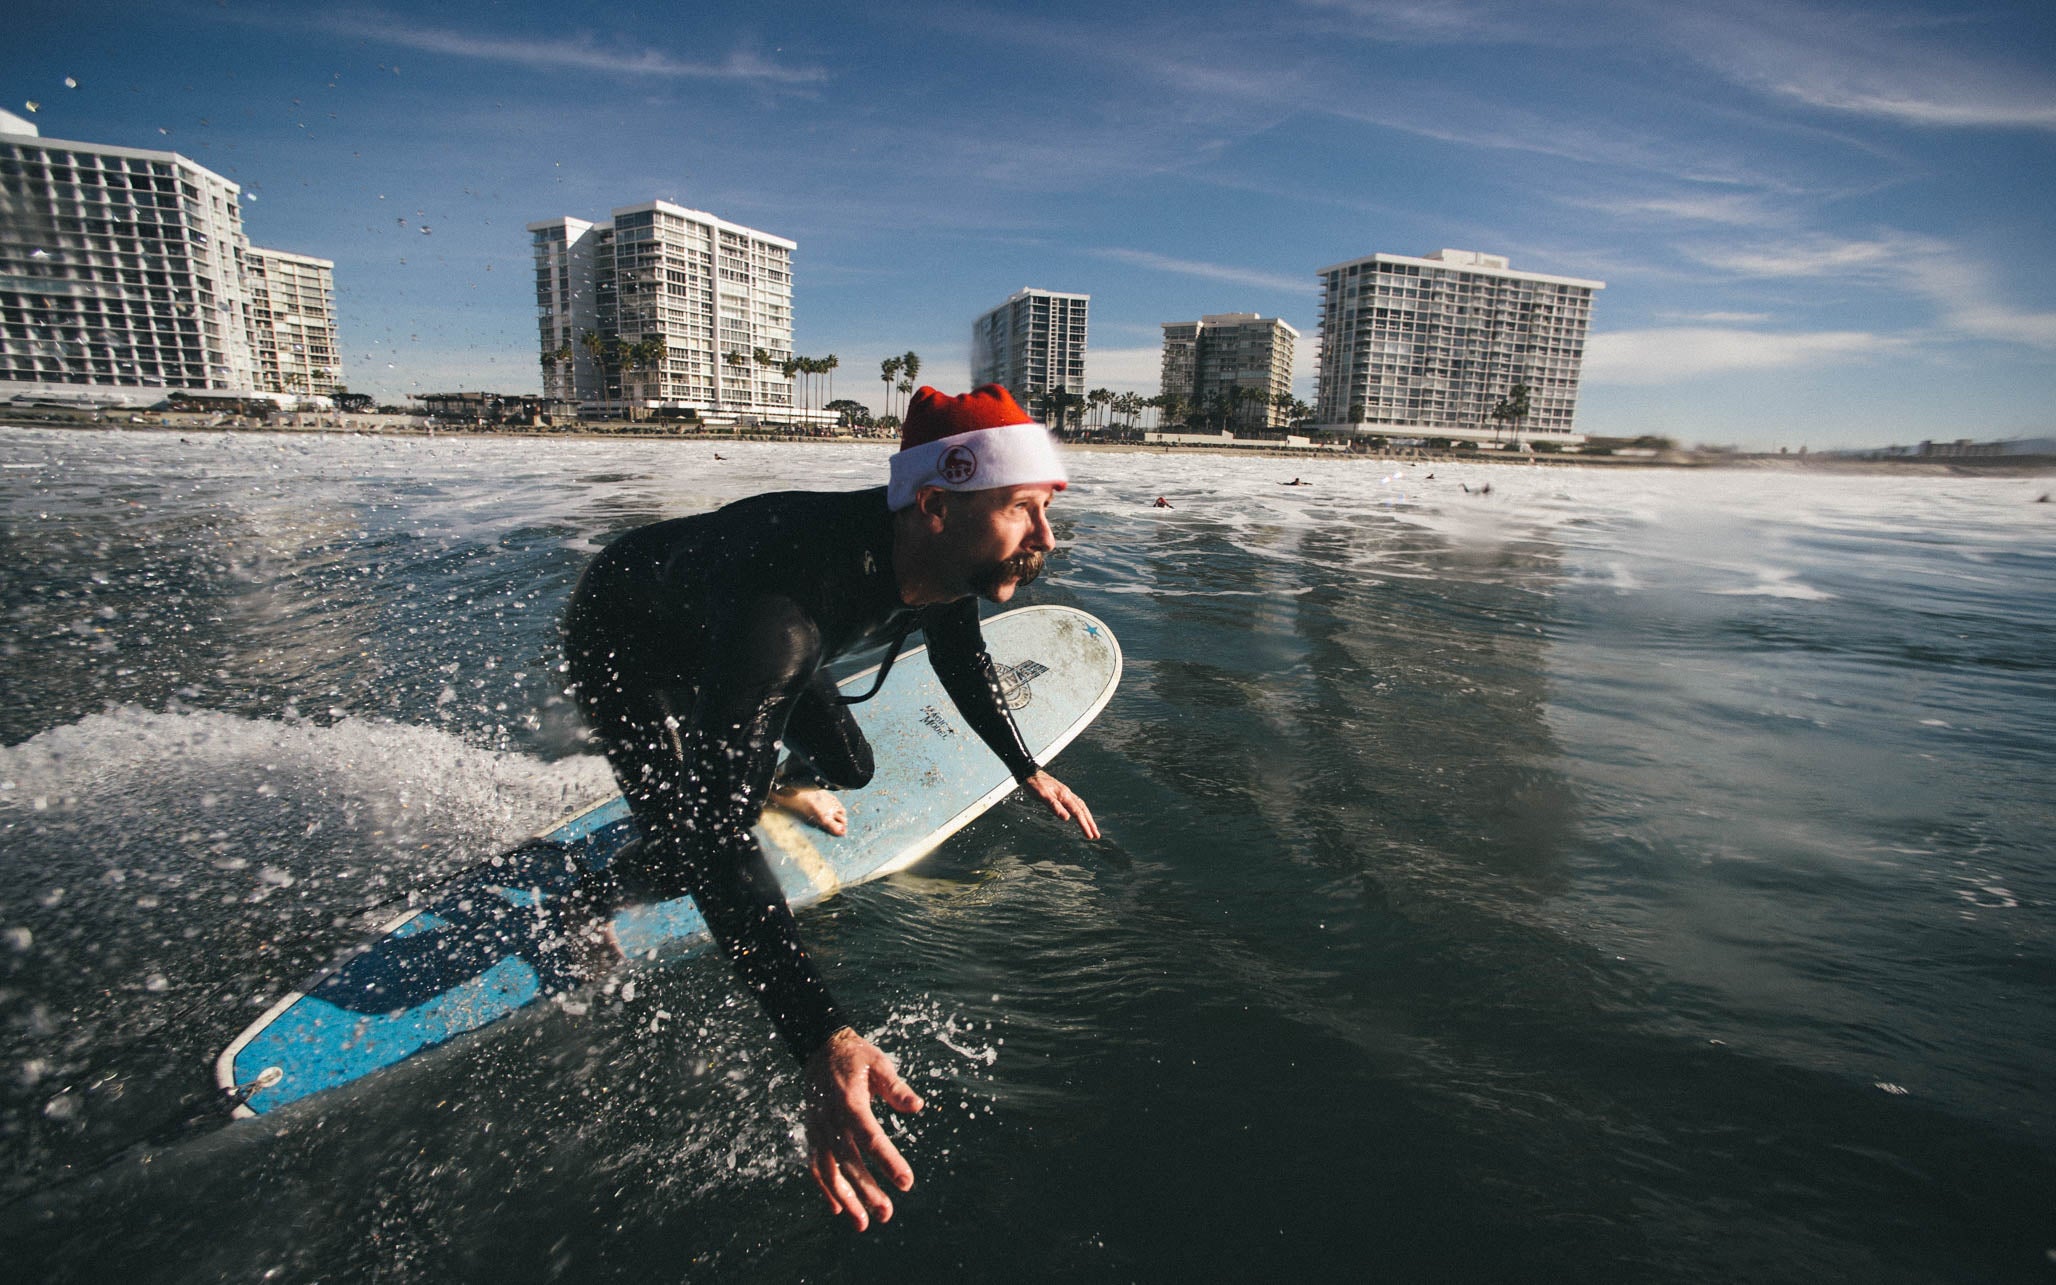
left=1029, top=509, right=1055, bottom=549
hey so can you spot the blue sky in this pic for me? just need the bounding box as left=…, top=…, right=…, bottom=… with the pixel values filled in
left=8, top=0, right=2053, bottom=448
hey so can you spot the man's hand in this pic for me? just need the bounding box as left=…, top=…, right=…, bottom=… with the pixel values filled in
left=1022, top=770, right=1100, bottom=840
left=803, top=1027, right=924, bottom=1231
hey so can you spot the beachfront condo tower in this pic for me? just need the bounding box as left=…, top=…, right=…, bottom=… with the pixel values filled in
left=1315, top=249, right=1603, bottom=444
left=971, top=288, right=1090, bottom=417
left=245, top=247, right=340, bottom=398
left=1160, top=313, right=1298, bottom=430
left=0, top=109, right=340, bottom=407
left=528, top=199, right=802, bottom=422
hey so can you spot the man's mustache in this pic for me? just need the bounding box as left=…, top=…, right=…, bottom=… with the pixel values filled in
left=1001, top=549, right=1045, bottom=585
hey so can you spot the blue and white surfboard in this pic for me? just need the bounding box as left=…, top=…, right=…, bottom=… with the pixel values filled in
left=215, top=604, right=1120, bottom=1117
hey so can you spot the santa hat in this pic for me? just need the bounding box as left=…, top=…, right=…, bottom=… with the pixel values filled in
left=888, top=384, right=1068, bottom=511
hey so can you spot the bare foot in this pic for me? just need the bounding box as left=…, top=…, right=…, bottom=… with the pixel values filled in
left=770, top=784, right=849, bottom=836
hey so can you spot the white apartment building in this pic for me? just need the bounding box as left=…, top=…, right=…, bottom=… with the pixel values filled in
left=0, top=109, right=340, bottom=406
left=529, top=199, right=800, bottom=420
left=971, top=288, right=1089, bottom=409
left=246, top=247, right=340, bottom=397
left=1160, top=312, right=1298, bottom=429
left=1315, top=249, right=1602, bottom=443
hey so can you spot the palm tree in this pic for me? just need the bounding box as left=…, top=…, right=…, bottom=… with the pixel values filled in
left=1036, top=387, right=1082, bottom=436
left=544, top=344, right=574, bottom=400
left=578, top=329, right=605, bottom=410
left=880, top=356, right=902, bottom=420
left=901, top=351, right=921, bottom=395
left=602, top=336, right=630, bottom=414
left=780, top=357, right=803, bottom=423
left=1087, top=387, right=1112, bottom=433
left=1113, top=391, right=1141, bottom=432
left=754, top=347, right=792, bottom=419
left=626, top=337, right=666, bottom=408
left=1506, top=380, right=1532, bottom=443
left=822, top=354, right=838, bottom=410
left=724, top=350, right=751, bottom=407
left=1157, top=392, right=1187, bottom=431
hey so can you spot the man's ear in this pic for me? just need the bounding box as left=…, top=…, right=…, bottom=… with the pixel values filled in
left=913, top=485, right=951, bottom=534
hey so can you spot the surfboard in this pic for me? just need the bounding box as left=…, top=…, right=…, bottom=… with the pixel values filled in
left=215, top=604, right=1120, bottom=1117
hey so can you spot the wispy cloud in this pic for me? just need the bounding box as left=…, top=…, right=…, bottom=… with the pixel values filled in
left=1678, top=234, right=1906, bottom=278
left=1583, top=327, right=1900, bottom=384
left=314, top=12, right=828, bottom=85
left=1567, top=192, right=1786, bottom=227
left=1660, top=2, right=2056, bottom=130
left=1902, top=257, right=2056, bottom=349
left=1090, top=248, right=1308, bottom=294
left=1660, top=310, right=1775, bottom=324
left=1678, top=231, right=2056, bottom=349
left=1292, top=0, right=1601, bottom=47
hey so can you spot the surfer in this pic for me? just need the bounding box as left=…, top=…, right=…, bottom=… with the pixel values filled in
left=1153, top=496, right=1173, bottom=508
left=560, top=384, right=1097, bottom=1231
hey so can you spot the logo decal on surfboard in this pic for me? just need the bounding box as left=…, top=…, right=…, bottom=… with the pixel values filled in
left=996, top=660, right=1047, bottom=709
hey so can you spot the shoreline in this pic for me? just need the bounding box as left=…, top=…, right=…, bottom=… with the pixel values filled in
left=4, top=416, right=2051, bottom=474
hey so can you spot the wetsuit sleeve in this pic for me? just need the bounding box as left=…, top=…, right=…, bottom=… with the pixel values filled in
left=670, top=593, right=851, bottom=1062
left=921, top=598, right=1041, bottom=783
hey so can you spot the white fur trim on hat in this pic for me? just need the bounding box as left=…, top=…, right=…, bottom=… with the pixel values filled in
left=888, top=420, right=1068, bottom=511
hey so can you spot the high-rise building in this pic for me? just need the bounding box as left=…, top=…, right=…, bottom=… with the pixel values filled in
left=246, top=247, right=340, bottom=397
left=971, top=288, right=1089, bottom=408
left=0, top=109, right=340, bottom=406
left=1159, top=312, right=1298, bottom=430
left=528, top=199, right=800, bottom=420
left=1315, top=249, right=1602, bottom=442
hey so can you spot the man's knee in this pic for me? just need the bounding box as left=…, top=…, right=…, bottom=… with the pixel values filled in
left=793, top=747, right=873, bottom=791
left=827, top=747, right=875, bottom=790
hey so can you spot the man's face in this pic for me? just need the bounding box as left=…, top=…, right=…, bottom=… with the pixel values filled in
left=950, top=484, right=1059, bottom=603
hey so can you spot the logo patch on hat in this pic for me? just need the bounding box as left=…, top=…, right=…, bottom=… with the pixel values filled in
left=940, top=445, right=979, bottom=485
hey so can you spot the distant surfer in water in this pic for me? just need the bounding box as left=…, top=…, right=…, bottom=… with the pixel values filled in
left=560, top=384, right=1097, bottom=1231
left=1153, top=495, right=1173, bottom=508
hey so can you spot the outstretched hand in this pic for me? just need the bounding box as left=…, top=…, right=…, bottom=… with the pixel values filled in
left=803, top=1027, right=924, bottom=1231
left=1022, top=770, right=1100, bottom=840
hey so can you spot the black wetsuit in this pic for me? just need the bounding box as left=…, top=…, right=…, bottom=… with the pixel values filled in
left=561, top=485, right=1040, bottom=1061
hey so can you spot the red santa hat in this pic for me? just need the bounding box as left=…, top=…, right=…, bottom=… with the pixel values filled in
left=888, top=384, right=1068, bottom=511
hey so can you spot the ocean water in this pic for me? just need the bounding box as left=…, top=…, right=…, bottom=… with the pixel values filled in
left=1, top=427, right=2051, bottom=1282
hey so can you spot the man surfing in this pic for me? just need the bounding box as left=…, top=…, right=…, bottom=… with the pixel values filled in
left=559, top=384, right=1097, bottom=1231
